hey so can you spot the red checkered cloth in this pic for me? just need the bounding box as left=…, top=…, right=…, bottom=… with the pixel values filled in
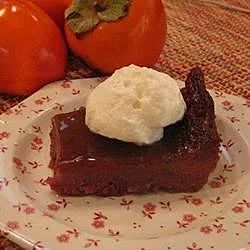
left=0, top=0, right=249, bottom=248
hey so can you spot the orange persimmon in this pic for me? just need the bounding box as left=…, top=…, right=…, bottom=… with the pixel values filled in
left=65, top=0, right=166, bottom=74
left=30, top=0, right=71, bottom=31
left=0, top=0, right=67, bottom=96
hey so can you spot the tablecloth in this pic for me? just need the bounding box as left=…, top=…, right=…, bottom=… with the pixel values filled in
left=0, top=0, right=249, bottom=249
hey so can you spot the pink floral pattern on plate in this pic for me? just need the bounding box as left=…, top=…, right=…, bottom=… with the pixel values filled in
left=0, top=78, right=249, bottom=250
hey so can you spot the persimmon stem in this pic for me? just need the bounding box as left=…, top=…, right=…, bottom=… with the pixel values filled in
left=94, top=0, right=108, bottom=12
left=65, top=0, right=131, bottom=35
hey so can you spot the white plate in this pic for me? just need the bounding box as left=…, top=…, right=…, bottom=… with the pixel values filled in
left=0, top=78, right=249, bottom=250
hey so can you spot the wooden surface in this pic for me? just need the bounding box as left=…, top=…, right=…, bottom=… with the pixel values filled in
left=0, top=0, right=249, bottom=249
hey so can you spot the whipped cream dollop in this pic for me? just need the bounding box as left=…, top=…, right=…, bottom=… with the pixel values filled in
left=85, top=65, right=186, bottom=145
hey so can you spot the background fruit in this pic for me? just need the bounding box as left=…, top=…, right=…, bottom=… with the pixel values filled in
left=30, top=0, right=71, bottom=31
left=65, top=0, right=167, bottom=74
left=0, top=0, right=67, bottom=96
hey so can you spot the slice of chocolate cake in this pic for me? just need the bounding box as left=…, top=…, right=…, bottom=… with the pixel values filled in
left=47, top=68, right=220, bottom=196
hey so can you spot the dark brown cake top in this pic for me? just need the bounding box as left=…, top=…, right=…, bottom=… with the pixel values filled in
left=181, top=67, right=217, bottom=150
